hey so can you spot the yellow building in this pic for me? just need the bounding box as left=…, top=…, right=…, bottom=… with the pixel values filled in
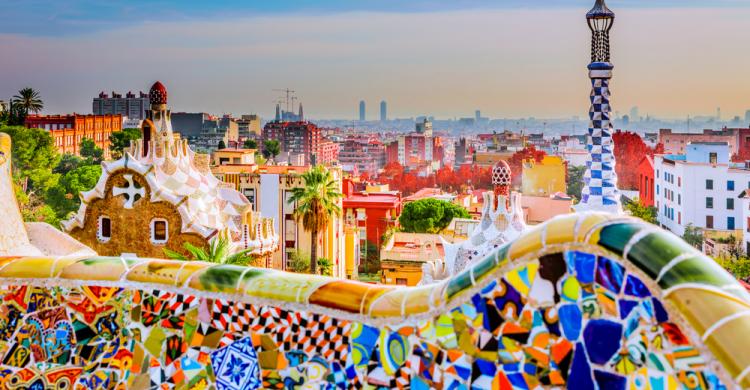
left=380, top=232, right=444, bottom=286
left=474, top=151, right=515, bottom=168
left=521, top=155, right=567, bottom=197
left=212, top=148, right=257, bottom=166
left=213, top=163, right=354, bottom=279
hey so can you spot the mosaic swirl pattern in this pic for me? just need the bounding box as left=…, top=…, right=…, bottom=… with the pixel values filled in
left=0, top=212, right=748, bottom=388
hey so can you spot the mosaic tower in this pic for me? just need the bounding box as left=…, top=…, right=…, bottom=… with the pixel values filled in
left=577, top=0, right=622, bottom=213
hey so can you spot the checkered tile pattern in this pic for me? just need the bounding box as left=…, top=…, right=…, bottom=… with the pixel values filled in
left=209, top=300, right=351, bottom=363
left=580, top=64, right=622, bottom=213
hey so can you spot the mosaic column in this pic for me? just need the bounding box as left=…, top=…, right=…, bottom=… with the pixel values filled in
left=576, top=0, right=622, bottom=214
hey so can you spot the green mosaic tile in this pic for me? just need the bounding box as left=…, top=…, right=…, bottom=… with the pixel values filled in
left=626, top=232, right=698, bottom=280
left=597, top=223, right=641, bottom=255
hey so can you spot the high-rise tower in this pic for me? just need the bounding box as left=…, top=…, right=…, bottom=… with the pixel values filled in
left=380, top=101, right=387, bottom=122
left=359, top=100, right=366, bottom=121
left=577, top=0, right=622, bottom=213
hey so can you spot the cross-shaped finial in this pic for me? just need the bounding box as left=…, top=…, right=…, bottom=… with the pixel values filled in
left=112, top=174, right=145, bottom=209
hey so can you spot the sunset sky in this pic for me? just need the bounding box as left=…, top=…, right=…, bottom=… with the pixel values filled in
left=2, top=0, right=750, bottom=120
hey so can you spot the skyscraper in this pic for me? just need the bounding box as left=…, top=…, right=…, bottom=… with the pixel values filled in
left=475, top=110, right=481, bottom=121
left=577, top=0, right=622, bottom=214
left=359, top=100, right=366, bottom=121
left=380, top=101, right=387, bottom=122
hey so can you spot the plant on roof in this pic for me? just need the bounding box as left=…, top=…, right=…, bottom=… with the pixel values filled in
left=164, top=236, right=263, bottom=266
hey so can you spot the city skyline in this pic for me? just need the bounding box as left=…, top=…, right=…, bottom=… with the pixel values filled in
left=2, top=2, right=750, bottom=120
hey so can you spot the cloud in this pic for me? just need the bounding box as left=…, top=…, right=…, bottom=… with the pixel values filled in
left=1, top=7, right=749, bottom=119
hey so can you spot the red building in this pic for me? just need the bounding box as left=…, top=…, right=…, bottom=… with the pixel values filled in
left=637, top=155, right=655, bottom=207
left=262, top=120, right=337, bottom=165
left=339, top=136, right=386, bottom=175
left=25, top=114, right=122, bottom=157
left=342, top=179, right=402, bottom=253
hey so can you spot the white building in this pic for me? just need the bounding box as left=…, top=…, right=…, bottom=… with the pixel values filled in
left=740, top=193, right=750, bottom=254
left=655, top=142, right=750, bottom=237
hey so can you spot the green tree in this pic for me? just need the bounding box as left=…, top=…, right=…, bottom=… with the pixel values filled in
left=79, top=138, right=103, bottom=164
left=14, top=184, right=59, bottom=226
left=54, top=153, right=84, bottom=175
left=288, top=165, right=342, bottom=274
left=109, top=128, right=141, bottom=159
left=399, top=198, right=470, bottom=234
left=1, top=125, right=60, bottom=193
left=262, top=139, right=281, bottom=161
left=164, top=237, right=262, bottom=266
left=218, top=140, right=227, bottom=150
left=12, top=87, right=44, bottom=115
left=288, top=250, right=311, bottom=273
left=624, top=200, right=657, bottom=224
left=317, top=257, right=333, bottom=276
left=567, top=165, right=586, bottom=201
left=683, top=224, right=704, bottom=249
left=46, top=165, right=102, bottom=218
left=243, top=139, right=258, bottom=149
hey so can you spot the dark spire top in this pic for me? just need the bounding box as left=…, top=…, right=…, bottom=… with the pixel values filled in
left=586, top=0, right=615, bottom=63
left=587, top=0, right=615, bottom=19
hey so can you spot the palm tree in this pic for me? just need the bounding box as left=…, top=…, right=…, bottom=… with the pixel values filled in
left=288, top=165, right=342, bottom=274
left=164, top=237, right=261, bottom=266
left=12, top=88, right=44, bottom=115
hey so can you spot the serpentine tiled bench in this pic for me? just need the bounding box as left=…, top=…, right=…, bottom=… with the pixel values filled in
left=0, top=212, right=748, bottom=389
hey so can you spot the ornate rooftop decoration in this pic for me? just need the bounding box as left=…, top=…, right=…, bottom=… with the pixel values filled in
left=587, top=0, right=615, bottom=63
left=149, top=81, right=168, bottom=106
left=421, top=161, right=526, bottom=285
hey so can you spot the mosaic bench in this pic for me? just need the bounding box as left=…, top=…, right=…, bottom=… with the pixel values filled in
left=0, top=212, right=748, bottom=389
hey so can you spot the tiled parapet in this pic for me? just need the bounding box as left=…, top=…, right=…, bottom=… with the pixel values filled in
left=0, top=212, right=748, bottom=388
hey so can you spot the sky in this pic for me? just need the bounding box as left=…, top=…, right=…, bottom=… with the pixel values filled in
left=1, top=0, right=750, bottom=120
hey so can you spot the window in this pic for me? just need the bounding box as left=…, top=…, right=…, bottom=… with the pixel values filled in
left=243, top=188, right=256, bottom=209
left=656, top=185, right=660, bottom=196
left=728, top=217, right=736, bottom=230
left=706, top=197, right=713, bottom=209
left=396, top=278, right=408, bottom=286
left=728, top=181, right=735, bottom=191
left=98, top=216, right=111, bottom=242
left=706, top=179, right=714, bottom=190
left=678, top=177, right=681, bottom=187
left=706, top=215, right=714, bottom=229
left=727, top=198, right=735, bottom=210
left=656, top=170, right=660, bottom=179
left=678, top=194, right=681, bottom=205
left=150, top=219, right=168, bottom=244
left=678, top=212, right=681, bottom=224
left=710, top=152, right=718, bottom=164
left=747, top=217, right=750, bottom=232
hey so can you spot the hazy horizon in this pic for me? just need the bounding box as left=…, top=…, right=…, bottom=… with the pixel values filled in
left=2, top=1, right=750, bottom=120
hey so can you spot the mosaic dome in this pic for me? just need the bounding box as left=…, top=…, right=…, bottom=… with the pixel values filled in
left=149, top=81, right=168, bottom=105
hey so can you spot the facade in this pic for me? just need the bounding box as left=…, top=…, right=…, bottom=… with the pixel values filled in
left=521, top=155, right=567, bottom=197
left=338, top=136, right=386, bottom=175
left=342, top=180, right=402, bottom=259
left=380, top=232, right=444, bottom=286
left=63, top=82, right=278, bottom=260
left=654, top=142, right=750, bottom=237
left=25, top=114, right=122, bottom=158
left=637, top=155, right=655, bottom=207
left=659, top=128, right=739, bottom=156
left=237, top=114, right=261, bottom=138
left=93, top=90, right=149, bottom=120
left=386, top=119, right=445, bottom=172
left=262, top=120, right=338, bottom=165
left=212, top=164, right=349, bottom=278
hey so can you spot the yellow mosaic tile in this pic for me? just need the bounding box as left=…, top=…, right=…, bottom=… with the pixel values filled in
left=574, top=213, right=612, bottom=243
left=544, top=214, right=579, bottom=246
left=126, top=259, right=191, bottom=285
left=243, top=272, right=330, bottom=303
left=0, top=257, right=57, bottom=279
left=173, top=261, right=212, bottom=287
left=703, top=315, right=750, bottom=385
left=668, top=287, right=750, bottom=337
left=308, top=280, right=383, bottom=313
left=508, top=225, right=544, bottom=261
left=58, top=257, right=129, bottom=281
left=369, top=289, right=407, bottom=317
